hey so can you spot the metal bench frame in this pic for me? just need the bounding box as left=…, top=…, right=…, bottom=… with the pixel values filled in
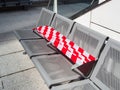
left=14, top=8, right=120, bottom=90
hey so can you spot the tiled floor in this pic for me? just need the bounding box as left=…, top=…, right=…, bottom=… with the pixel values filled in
left=0, top=31, right=49, bottom=90
left=0, top=6, right=50, bottom=89
left=0, top=6, right=49, bottom=90
left=1, top=68, right=49, bottom=90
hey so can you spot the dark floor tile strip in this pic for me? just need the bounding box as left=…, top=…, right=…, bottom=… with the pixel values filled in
left=0, top=50, right=24, bottom=57
left=0, top=67, right=35, bottom=78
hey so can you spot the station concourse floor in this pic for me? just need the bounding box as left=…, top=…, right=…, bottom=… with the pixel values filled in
left=0, top=3, right=89, bottom=89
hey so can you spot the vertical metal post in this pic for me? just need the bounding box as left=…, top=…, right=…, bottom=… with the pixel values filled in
left=53, top=0, right=58, bottom=13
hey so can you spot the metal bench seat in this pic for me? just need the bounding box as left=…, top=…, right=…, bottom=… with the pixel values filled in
left=21, top=39, right=57, bottom=57
left=14, top=8, right=55, bottom=40
left=32, top=54, right=80, bottom=87
left=17, top=14, right=108, bottom=89
left=51, top=39, right=120, bottom=90
left=14, top=29, right=41, bottom=41
left=20, top=13, right=74, bottom=57
left=30, top=23, right=107, bottom=88
left=91, top=39, right=120, bottom=90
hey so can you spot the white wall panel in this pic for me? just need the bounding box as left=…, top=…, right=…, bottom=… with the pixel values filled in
left=91, top=23, right=120, bottom=42
left=91, top=0, right=120, bottom=33
left=74, top=12, right=91, bottom=28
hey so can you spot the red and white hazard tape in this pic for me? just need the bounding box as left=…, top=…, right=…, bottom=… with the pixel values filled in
left=33, top=26, right=96, bottom=66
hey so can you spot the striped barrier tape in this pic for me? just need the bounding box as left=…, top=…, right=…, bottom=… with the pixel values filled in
left=33, top=26, right=96, bottom=67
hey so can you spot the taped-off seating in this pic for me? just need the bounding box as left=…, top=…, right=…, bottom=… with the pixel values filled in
left=33, top=25, right=96, bottom=68
left=18, top=10, right=74, bottom=57
left=14, top=8, right=118, bottom=90
left=51, top=39, right=120, bottom=90
left=30, top=23, right=107, bottom=87
left=14, top=8, right=55, bottom=40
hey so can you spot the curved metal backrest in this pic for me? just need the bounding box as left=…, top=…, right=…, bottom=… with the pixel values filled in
left=68, top=23, right=107, bottom=58
left=36, top=8, right=55, bottom=27
left=50, top=14, right=74, bottom=37
left=91, top=39, right=120, bottom=90
left=14, top=8, right=55, bottom=40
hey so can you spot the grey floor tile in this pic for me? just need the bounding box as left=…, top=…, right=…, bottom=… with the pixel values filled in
left=3, top=81, right=49, bottom=90
left=1, top=68, right=49, bottom=90
left=0, top=31, right=17, bottom=42
left=0, top=39, right=24, bottom=56
left=0, top=7, right=42, bottom=33
left=0, top=51, right=34, bottom=76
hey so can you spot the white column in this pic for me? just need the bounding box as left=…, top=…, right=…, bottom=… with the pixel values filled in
left=53, top=0, right=58, bottom=13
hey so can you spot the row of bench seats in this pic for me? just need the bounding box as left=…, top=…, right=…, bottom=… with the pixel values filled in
left=14, top=8, right=120, bottom=90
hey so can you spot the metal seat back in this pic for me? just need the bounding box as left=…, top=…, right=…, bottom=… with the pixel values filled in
left=50, top=14, right=74, bottom=37
left=91, top=39, right=120, bottom=90
left=68, top=23, right=107, bottom=76
left=69, top=23, right=107, bottom=58
left=37, top=8, right=55, bottom=27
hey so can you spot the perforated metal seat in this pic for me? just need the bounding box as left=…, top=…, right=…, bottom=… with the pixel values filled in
left=21, top=39, right=56, bottom=57
left=50, top=39, right=120, bottom=90
left=31, top=23, right=107, bottom=88
left=32, top=54, right=80, bottom=87
left=14, top=8, right=55, bottom=40
left=14, top=30, right=41, bottom=40
left=20, top=13, right=74, bottom=57
left=91, top=39, right=120, bottom=90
